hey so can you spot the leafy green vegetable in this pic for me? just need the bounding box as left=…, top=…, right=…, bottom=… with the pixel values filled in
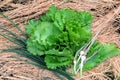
left=83, top=43, right=120, bottom=70
left=26, top=6, right=93, bottom=69
left=25, top=5, right=120, bottom=73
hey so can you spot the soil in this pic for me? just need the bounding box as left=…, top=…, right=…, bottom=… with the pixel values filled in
left=0, top=0, right=120, bottom=80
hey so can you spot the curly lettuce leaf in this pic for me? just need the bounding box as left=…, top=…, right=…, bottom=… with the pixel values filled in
left=26, top=5, right=93, bottom=69
left=25, top=19, right=39, bottom=34
left=45, top=49, right=73, bottom=69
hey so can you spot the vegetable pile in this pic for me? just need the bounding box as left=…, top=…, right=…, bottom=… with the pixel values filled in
left=26, top=6, right=120, bottom=71
left=26, top=6, right=93, bottom=69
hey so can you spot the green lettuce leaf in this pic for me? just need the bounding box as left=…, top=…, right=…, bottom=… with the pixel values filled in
left=26, top=5, right=93, bottom=69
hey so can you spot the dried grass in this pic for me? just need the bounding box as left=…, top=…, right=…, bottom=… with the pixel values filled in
left=0, top=0, right=120, bottom=80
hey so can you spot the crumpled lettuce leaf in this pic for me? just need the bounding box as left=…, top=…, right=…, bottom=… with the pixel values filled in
left=26, top=5, right=93, bottom=69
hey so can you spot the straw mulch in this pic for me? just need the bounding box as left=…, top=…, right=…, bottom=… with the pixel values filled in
left=0, top=0, right=120, bottom=80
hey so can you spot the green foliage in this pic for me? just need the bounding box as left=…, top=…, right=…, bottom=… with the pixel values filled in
left=83, top=43, right=120, bottom=71
left=26, top=5, right=93, bottom=69
left=117, top=76, right=120, bottom=80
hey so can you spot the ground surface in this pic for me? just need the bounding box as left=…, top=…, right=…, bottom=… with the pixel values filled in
left=0, top=0, right=120, bottom=80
